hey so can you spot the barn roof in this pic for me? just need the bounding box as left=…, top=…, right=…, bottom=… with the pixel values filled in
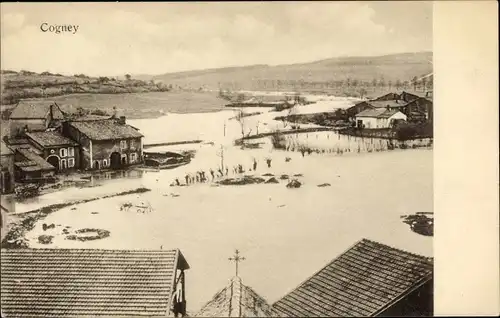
left=355, top=108, right=402, bottom=119
left=1, top=248, right=190, bottom=318
left=9, top=101, right=65, bottom=120
left=15, top=148, right=56, bottom=172
left=369, top=100, right=408, bottom=109
left=25, top=131, right=79, bottom=147
left=68, top=119, right=144, bottom=141
left=272, top=239, right=433, bottom=317
left=195, top=276, right=275, bottom=317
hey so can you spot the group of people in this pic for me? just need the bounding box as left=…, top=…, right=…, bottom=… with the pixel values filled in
left=172, top=158, right=273, bottom=186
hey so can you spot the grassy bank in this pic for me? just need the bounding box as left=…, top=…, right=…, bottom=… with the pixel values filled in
left=0, top=70, right=173, bottom=105
left=1, top=187, right=151, bottom=249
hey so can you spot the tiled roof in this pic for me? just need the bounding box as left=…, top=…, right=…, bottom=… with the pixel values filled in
left=25, top=131, right=78, bottom=147
left=9, top=101, right=65, bottom=120
left=272, top=239, right=433, bottom=317
left=1, top=248, right=190, bottom=318
left=355, top=108, right=402, bottom=119
left=15, top=148, right=56, bottom=171
left=196, top=276, right=275, bottom=317
left=369, top=100, right=408, bottom=109
left=68, top=119, right=144, bottom=141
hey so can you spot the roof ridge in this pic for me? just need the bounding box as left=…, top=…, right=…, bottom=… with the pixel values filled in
left=1, top=247, right=179, bottom=253
left=360, top=238, right=434, bottom=261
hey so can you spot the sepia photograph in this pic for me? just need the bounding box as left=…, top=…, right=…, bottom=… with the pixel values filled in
left=0, top=2, right=497, bottom=317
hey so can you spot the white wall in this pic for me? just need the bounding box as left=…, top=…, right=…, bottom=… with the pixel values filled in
left=356, top=112, right=407, bottom=129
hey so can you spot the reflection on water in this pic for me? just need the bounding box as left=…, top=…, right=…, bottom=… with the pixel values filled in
left=82, top=169, right=145, bottom=186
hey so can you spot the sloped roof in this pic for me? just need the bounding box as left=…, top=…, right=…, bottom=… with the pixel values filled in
left=26, top=131, right=78, bottom=147
left=369, top=100, right=408, bottom=109
left=15, top=148, right=56, bottom=171
left=196, top=276, right=275, bottom=317
left=355, top=108, right=403, bottom=119
left=1, top=248, right=190, bottom=318
left=372, top=92, right=400, bottom=101
left=68, top=119, right=144, bottom=141
left=10, top=101, right=65, bottom=120
left=272, top=239, right=433, bottom=317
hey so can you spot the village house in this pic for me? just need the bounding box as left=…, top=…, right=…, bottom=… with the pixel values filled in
left=0, top=141, right=15, bottom=194
left=195, top=276, right=275, bottom=317
left=8, top=100, right=65, bottom=138
left=355, top=108, right=407, bottom=129
left=25, top=131, right=80, bottom=172
left=62, top=116, right=144, bottom=170
left=1, top=248, right=190, bottom=318
left=1, top=141, right=16, bottom=233
left=272, top=239, right=433, bottom=317
left=368, top=91, right=433, bottom=122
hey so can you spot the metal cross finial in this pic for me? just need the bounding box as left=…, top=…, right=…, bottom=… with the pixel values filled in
left=228, top=249, right=245, bottom=277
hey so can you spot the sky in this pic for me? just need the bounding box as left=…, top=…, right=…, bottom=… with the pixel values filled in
left=1, top=2, right=432, bottom=77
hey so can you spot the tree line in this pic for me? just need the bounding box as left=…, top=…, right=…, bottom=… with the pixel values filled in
left=219, top=75, right=433, bottom=92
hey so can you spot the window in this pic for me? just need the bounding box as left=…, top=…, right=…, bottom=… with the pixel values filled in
left=130, top=139, right=135, bottom=149
left=120, top=140, right=127, bottom=150
left=68, top=147, right=74, bottom=157
left=60, top=148, right=67, bottom=158
left=103, top=159, right=109, bottom=167
left=130, top=153, right=137, bottom=163
left=60, top=159, right=67, bottom=170
left=68, top=158, right=75, bottom=168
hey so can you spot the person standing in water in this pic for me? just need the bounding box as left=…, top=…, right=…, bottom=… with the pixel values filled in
left=253, top=159, right=257, bottom=171
left=266, top=158, right=272, bottom=168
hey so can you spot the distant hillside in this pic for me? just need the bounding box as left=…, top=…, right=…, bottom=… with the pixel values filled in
left=145, top=52, right=433, bottom=91
left=0, top=70, right=171, bottom=105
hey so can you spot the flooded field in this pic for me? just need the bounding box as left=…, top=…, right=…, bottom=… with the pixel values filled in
left=11, top=94, right=433, bottom=313
left=20, top=146, right=433, bottom=312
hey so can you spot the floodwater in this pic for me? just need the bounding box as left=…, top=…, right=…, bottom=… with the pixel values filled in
left=18, top=100, right=433, bottom=313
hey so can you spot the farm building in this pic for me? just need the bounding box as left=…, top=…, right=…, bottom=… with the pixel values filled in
left=368, top=92, right=432, bottom=122
left=8, top=101, right=65, bottom=138
left=272, top=239, right=433, bottom=317
left=346, top=101, right=375, bottom=119
left=13, top=146, right=56, bottom=182
left=0, top=141, right=15, bottom=194
left=1, top=248, right=190, bottom=318
left=355, top=108, right=407, bottom=129
left=25, top=131, right=80, bottom=172
left=62, top=116, right=144, bottom=170
left=195, top=276, right=275, bottom=317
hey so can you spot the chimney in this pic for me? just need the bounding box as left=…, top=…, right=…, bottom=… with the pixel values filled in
left=118, top=116, right=126, bottom=125
left=49, top=104, right=54, bottom=119
left=386, top=105, right=390, bottom=110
